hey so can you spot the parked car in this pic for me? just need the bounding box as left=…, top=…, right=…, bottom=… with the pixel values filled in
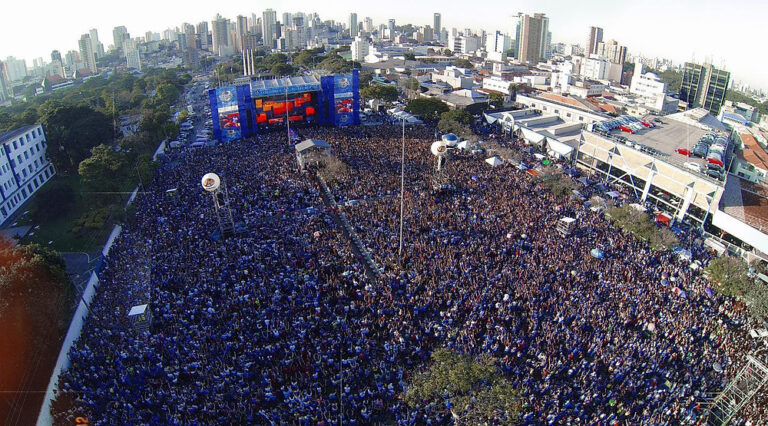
left=683, top=162, right=702, bottom=173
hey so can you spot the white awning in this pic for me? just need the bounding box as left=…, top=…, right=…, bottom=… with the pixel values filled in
left=485, top=156, right=503, bottom=167
left=546, top=138, right=573, bottom=157
left=520, top=127, right=546, bottom=144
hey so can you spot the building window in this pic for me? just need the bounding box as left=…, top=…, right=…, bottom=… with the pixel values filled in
left=579, top=117, right=584, bottom=121
left=17, top=155, right=22, bottom=164
left=25, top=135, right=30, bottom=142
left=567, top=113, right=572, bottom=118
left=12, top=141, right=17, bottom=149
left=24, top=151, right=29, bottom=160
left=22, top=169, right=27, bottom=178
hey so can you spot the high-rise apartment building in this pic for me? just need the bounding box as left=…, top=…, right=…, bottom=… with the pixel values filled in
left=433, top=13, right=441, bottom=41
left=680, top=62, right=731, bottom=115
left=197, top=22, right=210, bottom=50
left=211, top=14, right=230, bottom=56
left=597, top=39, right=627, bottom=64
left=112, top=26, right=129, bottom=52
left=89, top=29, right=105, bottom=58
left=511, top=13, right=523, bottom=58
left=517, top=13, right=548, bottom=64
left=236, top=15, right=248, bottom=52
left=349, top=13, right=358, bottom=38
left=262, top=9, right=277, bottom=49
left=364, top=17, right=373, bottom=33
left=586, top=26, right=603, bottom=56
left=78, top=34, right=98, bottom=73
left=3, top=57, right=27, bottom=82
left=388, top=19, right=396, bottom=40
left=126, top=48, right=141, bottom=71
left=351, top=36, right=369, bottom=62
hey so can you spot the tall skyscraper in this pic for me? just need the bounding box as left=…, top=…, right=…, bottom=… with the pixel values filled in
left=388, top=19, right=396, bottom=40
left=112, top=26, right=129, bottom=52
left=126, top=48, right=141, bottom=71
left=349, top=13, right=358, bottom=38
left=2, top=57, right=27, bottom=82
left=680, top=62, right=731, bottom=115
left=351, top=36, right=369, bottom=62
left=433, top=13, right=441, bottom=41
left=0, top=62, right=8, bottom=101
left=597, top=40, right=627, bottom=64
left=282, top=13, right=293, bottom=29
left=211, top=14, right=230, bottom=56
left=78, top=34, right=98, bottom=73
left=586, top=26, right=603, bottom=56
left=262, top=9, right=277, bottom=49
left=89, top=28, right=105, bottom=58
left=487, top=31, right=511, bottom=54
left=517, top=13, right=548, bottom=64
left=364, top=17, right=373, bottom=33
left=236, top=15, right=248, bottom=52
left=197, top=22, right=210, bottom=50
left=511, top=13, right=523, bottom=58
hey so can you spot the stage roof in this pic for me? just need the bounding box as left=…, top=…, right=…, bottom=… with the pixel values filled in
left=250, top=75, right=322, bottom=98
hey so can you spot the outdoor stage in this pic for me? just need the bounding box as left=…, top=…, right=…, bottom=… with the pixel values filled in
left=208, top=71, right=361, bottom=143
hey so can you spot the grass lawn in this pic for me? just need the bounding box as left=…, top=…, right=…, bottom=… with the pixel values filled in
left=19, top=174, right=133, bottom=252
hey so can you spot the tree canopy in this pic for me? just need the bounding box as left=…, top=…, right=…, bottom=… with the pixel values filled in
left=605, top=205, right=678, bottom=250
left=405, top=349, right=521, bottom=424
left=406, top=98, right=449, bottom=120
left=40, top=104, right=113, bottom=173
left=360, top=85, right=399, bottom=102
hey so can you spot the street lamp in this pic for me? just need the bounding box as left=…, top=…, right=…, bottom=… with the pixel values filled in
left=398, top=117, right=405, bottom=262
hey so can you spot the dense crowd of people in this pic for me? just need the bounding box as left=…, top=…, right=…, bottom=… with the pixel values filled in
left=51, top=122, right=766, bottom=424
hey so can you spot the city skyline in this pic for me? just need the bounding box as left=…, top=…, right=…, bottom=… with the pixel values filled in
left=1, top=0, right=766, bottom=90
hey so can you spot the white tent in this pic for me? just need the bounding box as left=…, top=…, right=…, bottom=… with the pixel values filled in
left=485, top=156, right=503, bottom=167
left=546, top=138, right=574, bottom=159
left=520, top=127, right=546, bottom=145
left=457, top=141, right=470, bottom=150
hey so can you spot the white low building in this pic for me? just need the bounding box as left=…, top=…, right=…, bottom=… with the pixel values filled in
left=629, top=63, right=678, bottom=113
left=482, top=76, right=512, bottom=94
left=431, top=66, right=474, bottom=89
left=0, top=124, right=56, bottom=224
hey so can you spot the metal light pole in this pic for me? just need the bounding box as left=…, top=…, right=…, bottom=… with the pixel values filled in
left=398, top=117, right=405, bottom=261
left=285, top=82, right=291, bottom=149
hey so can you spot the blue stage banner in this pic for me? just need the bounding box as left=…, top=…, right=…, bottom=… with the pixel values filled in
left=216, top=87, right=242, bottom=142
left=251, top=83, right=322, bottom=98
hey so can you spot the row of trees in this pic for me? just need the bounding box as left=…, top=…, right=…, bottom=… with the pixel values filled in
left=605, top=205, right=678, bottom=250
left=0, top=237, right=73, bottom=413
left=706, top=257, right=768, bottom=321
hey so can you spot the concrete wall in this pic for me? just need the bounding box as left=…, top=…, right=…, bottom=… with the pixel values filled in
left=37, top=225, right=122, bottom=426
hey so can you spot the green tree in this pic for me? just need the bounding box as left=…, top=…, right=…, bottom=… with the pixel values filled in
left=535, top=167, right=576, bottom=197
left=403, top=52, right=417, bottom=61
left=444, top=49, right=454, bottom=57
left=360, top=85, right=399, bottom=102
left=438, top=110, right=474, bottom=137
left=454, top=58, right=474, bottom=69
left=78, top=144, right=129, bottom=192
left=489, top=93, right=504, bottom=108
left=40, top=104, right=113, bottom=173
left=135, top=153, right=158, bottom=188
left=406, top=78, right=421, bottom=91
left=706, top=257, right=751, bottom=297
left=605, top=205, right=678, bottom=250
left=405, top=349, right=521, bottom=424
left=271, top=63, right=295, bottom=77
left=406, top=98, right=449, bottom=120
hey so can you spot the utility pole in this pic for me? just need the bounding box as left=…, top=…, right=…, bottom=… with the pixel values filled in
left=398, top=117, right=405, bottom=261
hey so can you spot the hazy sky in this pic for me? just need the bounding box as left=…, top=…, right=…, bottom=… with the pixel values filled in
left=1, top=0, right=766, bottom=90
